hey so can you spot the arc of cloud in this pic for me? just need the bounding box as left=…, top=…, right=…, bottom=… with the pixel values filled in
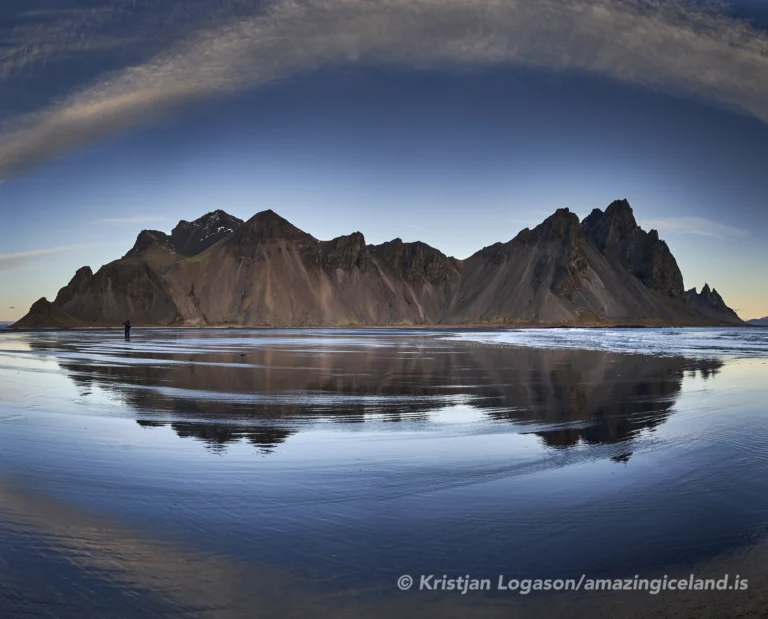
left=2, top=0, right=768, bottom=179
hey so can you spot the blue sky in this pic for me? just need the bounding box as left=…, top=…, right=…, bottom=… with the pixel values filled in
left=1, top=0, right=768, bottom=321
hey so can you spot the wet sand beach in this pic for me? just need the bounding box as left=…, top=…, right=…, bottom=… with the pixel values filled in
left=1, top=327, right=767, bottom=618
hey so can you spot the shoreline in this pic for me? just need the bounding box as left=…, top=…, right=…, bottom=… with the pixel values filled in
left=2, top=321, right=756, bottom=333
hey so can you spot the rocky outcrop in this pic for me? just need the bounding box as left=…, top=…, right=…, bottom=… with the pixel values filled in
left=320, top=232, right=369, bottom=271
left=125, top=230, right=173, bottom=258
left=684, top=284, right=743, bottom=325
left=54, top=259, right=182, bottom=326
left=369, top=239, right=461, bottom=286
left=12, top=201, right=745, bottom=328
left=54, top=266, right=94, bottom=307
left=12, top=298, right=84, bottom=329
left=582, top=199, right=685, bottom=299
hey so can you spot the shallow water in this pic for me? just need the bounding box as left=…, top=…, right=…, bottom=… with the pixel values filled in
left=1, top=327, right=767, bottom=618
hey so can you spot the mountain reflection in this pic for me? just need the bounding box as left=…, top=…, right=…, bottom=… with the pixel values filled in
left=33, top=333, right=723, bottom=454
left=136, top=419, right=295, bottom=453
left=510, top=356, right=724, bottom=449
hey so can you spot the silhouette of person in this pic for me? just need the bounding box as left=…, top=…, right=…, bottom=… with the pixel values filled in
left=123, top=320, right=131, bottom=340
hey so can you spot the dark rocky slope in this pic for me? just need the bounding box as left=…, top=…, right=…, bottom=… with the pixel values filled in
left=12, top=201, right=745, bottom=328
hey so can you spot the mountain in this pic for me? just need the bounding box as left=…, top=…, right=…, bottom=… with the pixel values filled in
left=748, top=317, right=768, bottom=326
left=160, top=210, right=463, bottom=326
left=448, top=205, right=697, bottom=324
left=12, top=201, right=745, bottom=328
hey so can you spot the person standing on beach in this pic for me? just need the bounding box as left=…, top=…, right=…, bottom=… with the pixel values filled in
left=123, top=320, right=131, bottom=339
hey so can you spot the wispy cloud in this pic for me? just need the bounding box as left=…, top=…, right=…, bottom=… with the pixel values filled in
left=643, top=216, right=749, bottom=238
left=0, top=2, right=215, bottom=80
left=0, top=244, right=87, bottom=272
left=97, top=216, right=165, bottom=225
left=2, top=0, right=768, bottom=178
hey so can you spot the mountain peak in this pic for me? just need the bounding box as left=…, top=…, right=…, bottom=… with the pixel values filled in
left=583, top=199, right=683, bottom=299
left=528, top=208, right=582, bottom=240
left=249, top=209, right=285, bottom=222
left=176, top=209, right=242, bottom=230
left=179, top=209, right=239, bottom=226
left=583, top=199, right=638, bottom=244
left=234, top=210, right=311, bottom=242
left=54, top=265, right=95, bottom=306
left=168, top=210, right=243, bottom=255
left=605, top=198, right=633, bottom=215
left=125, top=210, right=243, bottom=259
left=125, top=229, right=173, bottom=258
left=606, top=199, right=638, bottom=234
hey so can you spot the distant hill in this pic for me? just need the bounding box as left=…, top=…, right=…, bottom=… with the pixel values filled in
left=12, top=199, right=745, bottom=328
left=748, top=317, right=768, bottom=326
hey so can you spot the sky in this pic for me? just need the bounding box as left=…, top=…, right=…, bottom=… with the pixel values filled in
left=1, top=0, right=768, bottom=322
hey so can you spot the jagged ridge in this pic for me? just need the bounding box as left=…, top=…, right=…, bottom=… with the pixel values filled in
left=12, top=201, right=744, bottom=328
